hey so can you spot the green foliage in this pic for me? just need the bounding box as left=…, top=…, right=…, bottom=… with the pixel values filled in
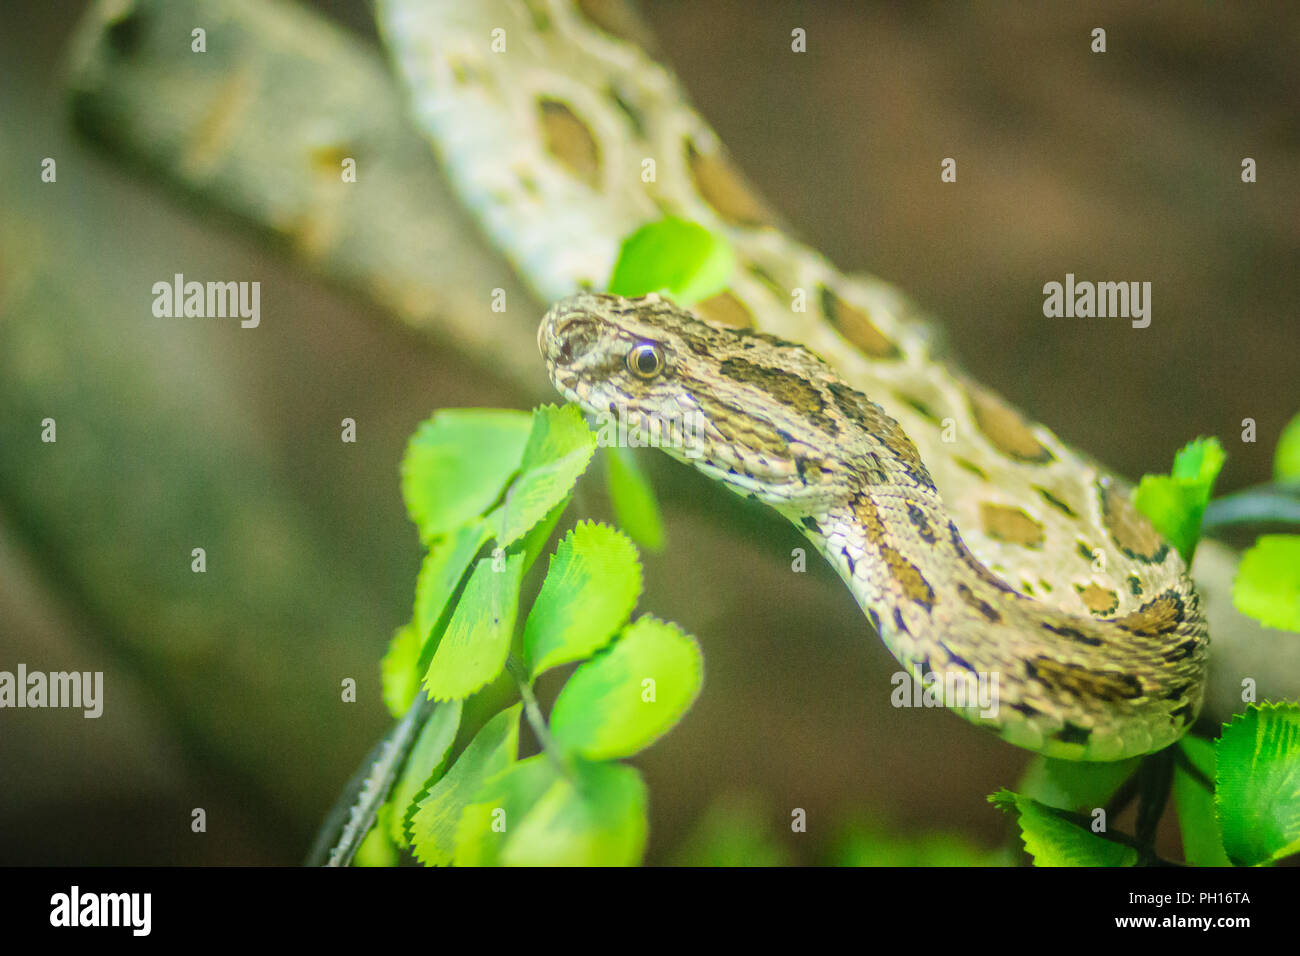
left=386, top=700, right=462, bottom=845
left=549, top=616, right=703, bottom=760
left=369, top=403, right=699, bottom=866
left=1174, top=736, right=1230, bottom=867
left=989, top=790, right=1137, bottom=866
left=1215, top=702, right=1300, bottom=865
left=400, top=409, right=531, bottom=543
left=1233, top=535, right=1300, bottom=632
left=1017, top=755, right=1140, bottom=812
left=522, top=521, right=642, bottom=677
left=1274, top=411, right=1300, bottom=482
left=1133, top=436, right=1224, bottom=563
left=380, top=622, right=421, bottom=718
left=990, top=704, right=1300, bottom=867
left=422, top=553, right=525, bottom=700
left=490, top=404, right=597, bottom=546
left=408, top=705, right=521, bottom=866
left=462, top=759, right=648, bottom=866
left=607, top=216, right=735, bottom=305
left=605, top=446, right=666, bottom=552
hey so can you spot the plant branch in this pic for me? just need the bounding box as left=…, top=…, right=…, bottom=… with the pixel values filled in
left=507, top=656, right=575, bottom=783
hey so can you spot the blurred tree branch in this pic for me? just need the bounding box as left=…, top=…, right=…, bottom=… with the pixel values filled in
left=66, top=0, right=549, bottom=396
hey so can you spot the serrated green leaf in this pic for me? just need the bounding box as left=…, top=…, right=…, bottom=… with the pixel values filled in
left=1274, top=411, right=1300, bottom=482
left=549, top=616, right=702, bottom=760
left=408, top=705, right=521, bottom=866
left=490, top=405, right=597, bottom=547
left=523, top=521, right=643, bottom=677
left=1017, top=756, right=1139, bottom=813
left=452, top=756, right=560, bottom=867
left=607, top=217, right=735, bottom=306
left=1175, top=735, right=1230, bottom=867
left=400, top=409, right=531, bottom=543
left=388, top=700, right=463, bottom=846
left=605, top=446, right=666, bottom=553
left=515, top=495, right=570, bottom=576
left=1214, top=702, right=1300, bottom=865
left=498, top=760, right=648, bottom=866
left=989, top=789, right=1137, bottom=867
left=413, top=522, right=491, bottom=651
left=1134, top=436, right=1225, bottom=562
left=422, top=553, right=525, bottom=700
left=380, top=621, right=421, bottom=718
left=1233, top=535, right=1300, bottom=632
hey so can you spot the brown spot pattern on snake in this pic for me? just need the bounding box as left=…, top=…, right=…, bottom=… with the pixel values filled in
left=1098, top=479, right=1169, bottom=564
left=1076, top=582, right=1120, bottom=616
left=538, top=98, right=601, bottom=188
left=979, top=503, right=1046, bottom=548
left=852, top=493, right=936, bottom=612
left=685, top=139, right=772, bottom=227
left=693, top=291, right=755, bottom=329
left=961, top=379, right=1055, bottom=464
left=820, top=285, right=902, bottom=360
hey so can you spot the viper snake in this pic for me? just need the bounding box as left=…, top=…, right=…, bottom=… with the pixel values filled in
left=379, top=0, right=1210, bottom=761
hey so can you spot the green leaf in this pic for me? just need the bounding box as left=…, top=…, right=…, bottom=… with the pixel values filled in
left=522, top=521, right=643, bottom=677
left=388, top=699, right=463, bottom=846
left=1017, top=756, right=1140, bottom=813
left=413, top=522, right=491, bottom=650
left=496, top=760, right=648, bottom=866
left=408, top=705, right=521, bottom=866
left=1233, top=535, right=1300, bottom=632
left=989, top=789, right=1137, bottom=867
left=452, top=755, right=560, bottom=867
left=605, top=446, right=666, bottom=552
left=1214, top=702, right=1300, bottom=866
left=1174, top=735, right=1231, bottom=867
left=514, top=495, right=570, bottom=576
left=355, top=807, right=400, bottom=867
left=380, top=621, right=421, bottom=718
left=549, top=616, right=702, bottom=760
left=1134, top=436, right=1225, bottom=562
left=490, top=404, right=597, bottom=547
left=607, top=217, right=735, bottom=306
left=400, top=409, right=531, bottom=543
left=1275, top=411, right=1300, bottom=482
left=422, top=553, right=525, bottom=700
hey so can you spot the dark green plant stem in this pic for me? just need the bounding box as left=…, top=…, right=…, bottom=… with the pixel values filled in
left=1173, top=745, right=1215, bottom=792
left=308, top=693, right=437, bottom=867
left=1134, top=749, right=1175, bottom=852
left=1104, top=768, right=1143, bottom=821
left=507, top=656, right=576, bottom=783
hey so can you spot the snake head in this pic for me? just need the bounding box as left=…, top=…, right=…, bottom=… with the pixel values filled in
left=539, top=291, right=868, bottom=509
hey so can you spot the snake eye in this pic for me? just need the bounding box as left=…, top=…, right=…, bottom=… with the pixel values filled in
left=626, top=342, right=665, bottom=379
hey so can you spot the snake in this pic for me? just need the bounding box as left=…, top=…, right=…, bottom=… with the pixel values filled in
left=377, top=0, right=1209, bottom=760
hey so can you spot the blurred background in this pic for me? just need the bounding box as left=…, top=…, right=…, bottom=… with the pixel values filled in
left=1, top=0, right=1296, bottom=864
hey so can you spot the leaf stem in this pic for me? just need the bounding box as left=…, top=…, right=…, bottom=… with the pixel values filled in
left=507, top=656, right=575, bottom=783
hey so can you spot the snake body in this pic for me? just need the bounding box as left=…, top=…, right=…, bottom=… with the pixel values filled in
left=379, top=0, right=1209, bottom=759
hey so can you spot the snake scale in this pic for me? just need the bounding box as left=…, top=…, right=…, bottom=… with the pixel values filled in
left=378, top=0, right=1209, bottom=760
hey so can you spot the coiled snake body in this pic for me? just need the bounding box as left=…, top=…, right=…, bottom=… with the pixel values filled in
left=380, top=0, right=1209, bottom=760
